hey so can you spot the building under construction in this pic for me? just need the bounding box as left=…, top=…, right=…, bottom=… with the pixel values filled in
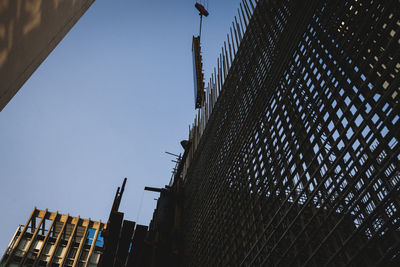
left=149, top=0, right=400, bottom=265
left=1, top=0, right=400, bottom=266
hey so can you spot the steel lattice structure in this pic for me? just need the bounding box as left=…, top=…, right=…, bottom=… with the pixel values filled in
left=181, top=0, right=400, bottom=266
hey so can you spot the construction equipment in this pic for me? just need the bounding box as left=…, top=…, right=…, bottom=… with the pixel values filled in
left=192, top=2, right=209, bottom=109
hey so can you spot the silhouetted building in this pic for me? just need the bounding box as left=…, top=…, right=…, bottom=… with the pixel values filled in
left=2, top=0, right=399, bottom=266
left=178, top=0, right=400, bottom=265
left=0, top=180, right=154, bottom=267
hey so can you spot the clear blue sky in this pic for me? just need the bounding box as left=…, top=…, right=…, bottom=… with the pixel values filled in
left=0, top=0, right=242, bottom=254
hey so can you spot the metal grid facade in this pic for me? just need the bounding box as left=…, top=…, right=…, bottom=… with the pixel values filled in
left=182, top=0, right=400, bottom=266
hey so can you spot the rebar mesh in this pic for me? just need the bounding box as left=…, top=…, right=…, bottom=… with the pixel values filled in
left=181, top=0, right=400, bottom=266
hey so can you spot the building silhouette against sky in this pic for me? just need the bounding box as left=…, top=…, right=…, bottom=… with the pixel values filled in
left=1, top=0, right=399, bottom=266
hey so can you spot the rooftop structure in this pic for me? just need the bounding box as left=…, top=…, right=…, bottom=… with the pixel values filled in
left=0, top=207, right=105, bottom=267
left=0, top=179, right=157, bottom=267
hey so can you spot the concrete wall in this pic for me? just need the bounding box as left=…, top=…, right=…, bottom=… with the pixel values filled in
left=0, top=0, right=95, bottom=111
